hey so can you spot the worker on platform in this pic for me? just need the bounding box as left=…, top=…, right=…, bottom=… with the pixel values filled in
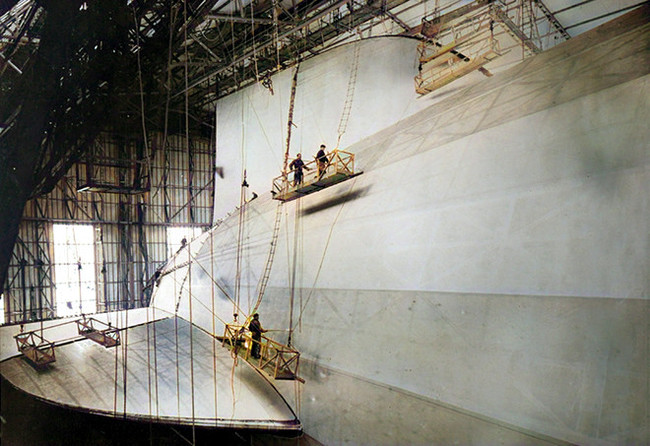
left=316, top=144, right=328, bottom=177
left=289, top=153, right=309, bottom=186
left=248, top=313, right=267, bottom=359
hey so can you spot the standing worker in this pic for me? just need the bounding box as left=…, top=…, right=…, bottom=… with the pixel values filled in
left=248, top=313, right=267, bottom=359
left=289, top=153, right=309, bottom=186
left=316, top=144, right=328, bottom=177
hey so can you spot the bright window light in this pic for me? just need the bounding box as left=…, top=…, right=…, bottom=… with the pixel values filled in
left=53, top=224, right=97, bottom=317
left=167, top=227, right=203, bottom=258
left=0, top=293, right=4, bottom=325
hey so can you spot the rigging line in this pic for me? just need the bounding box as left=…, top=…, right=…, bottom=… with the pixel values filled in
left=283, top=204, right=292, bottom=289
left=210, top=233, right=218, bottom=420
left=190, top=293, right=230, bottom=327
left=246, top=92, right=280, bottom=167
left=173, top=235, right=181, bottom=423
left=113, top=315, right=119, bottom=415
left=564, top=1, right=649, bottom=31
left=287, top=200, right=300, bottom=347
left=251, top=1, right=260, bottom=84
left=150, top=4, right=177, bottom=203
left=234, top=172, right=248, bottom=316
left=298, top=176, right=360, bottom=326
left=130, top=5, right=155, bottom=404
left=250, top=201, right=283, bottom=316
left=174, top=308, right=181, bottom=423
left=132, top=5, right=150, bottom=183
left=245, top=204, right=253, bottom=313
left=122, top=307, right=130, bottom=417
left=187, top=237, right=197, bottom=440
left=152, top=304, right=160, bottom=419
left=145, top=310, right=153, bottom=423
left=182, top=2, right=196, bottom=442
left=20, top=318, right=76, bottom=332
left=186, top=251, right=237, bottom=307
left=173, top=241, right=248, bottom=325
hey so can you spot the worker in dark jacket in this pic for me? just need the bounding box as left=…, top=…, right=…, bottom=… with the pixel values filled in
left=248, top=313, right=267, bottom=359
left=316, top=144, right=328, bottom=177
left=289, top=153, right=309, bottom=186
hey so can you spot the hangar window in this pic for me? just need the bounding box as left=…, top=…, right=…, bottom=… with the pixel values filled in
left=53, top=224, right=97, bottom=317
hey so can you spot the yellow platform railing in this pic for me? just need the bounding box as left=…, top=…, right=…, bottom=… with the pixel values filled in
left=272, top=149, right=357, bottom=201
left=222, top=323, right=304, bottom=382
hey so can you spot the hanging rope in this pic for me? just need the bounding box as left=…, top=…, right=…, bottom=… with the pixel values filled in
left=132, top=4, right=151, bottom=189
left=242, top=61, right=301, bottom=331
left=298, top=177, right=360, bottom=326
left=181, top=1, right=197, bottom=440
left=287, top=199, right=301, bottom=347
left=234, top=170, right=248, bottom=316
left=250, top=201, right=283, bottom=316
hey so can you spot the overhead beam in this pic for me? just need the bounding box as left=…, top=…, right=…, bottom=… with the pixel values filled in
left=206, top=13, right=287, bottom=25
left=404, top=0, right=492, bottom=37
left=491, top=5, right=541, bottom=54
left=174, top=0, right=354, bottom=98
left=383, top=9, right=410, bottom=32
left=532, top=0, right=570, bottom=40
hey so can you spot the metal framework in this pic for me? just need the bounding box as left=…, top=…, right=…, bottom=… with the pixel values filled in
left=2, top=131, right=213, bottom=324
left=1, top=1, right=609, bottom=325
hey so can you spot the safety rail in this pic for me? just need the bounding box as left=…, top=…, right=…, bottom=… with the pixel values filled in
left=272, top=149, right=360, bottom=202
left=15, top=330, right=56, bottom=367
left=76, top=316, right=121, bottom=348
left=222, top=323, right=304, bottom=382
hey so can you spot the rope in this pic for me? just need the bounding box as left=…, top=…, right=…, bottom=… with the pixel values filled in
left=113, top=321, right=119, bottom=415
left=148, top=3, right=176, bottom=203
left=250, top=201, right=283, bottom=316
left=132, top=4, right=151, bottom=190
left=121, top=307, right=129, bottom=417
left=182, top=1, right=196, bottom=441
left=152, top=305, right=160, bottom=419
left=298, top=177, right=359, bottom=326
left=210, top=233, right=219, bottom=420
left=234, top=171, right=248, bottom=316
left=131, top=7, right=154, bottom=429
left=287, top=199, right=301, bottom=347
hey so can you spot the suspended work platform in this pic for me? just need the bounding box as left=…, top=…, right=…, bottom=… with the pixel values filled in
left=14, top=329, right=56, bottom=367
left=223, top=323, right=305, bottom=383
left=76, top=316, right=121, bottom=347
left=272, top=149, right=361, bottom=202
